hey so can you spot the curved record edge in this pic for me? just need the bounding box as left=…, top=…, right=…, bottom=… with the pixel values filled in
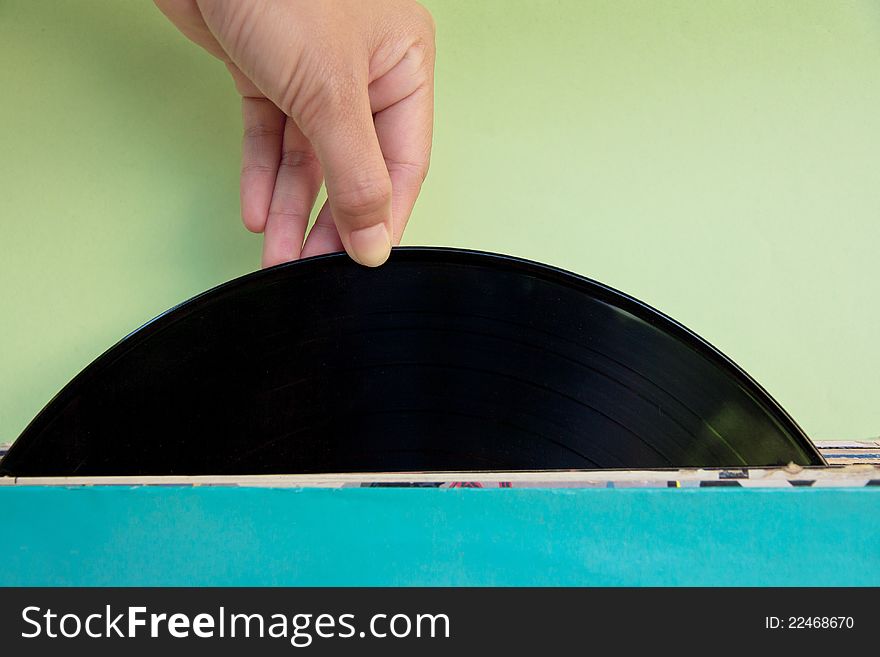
left=0, top=246, right=825, bottom=471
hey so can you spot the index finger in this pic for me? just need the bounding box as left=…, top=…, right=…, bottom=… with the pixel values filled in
left=373, top=82, right=434, bottom=245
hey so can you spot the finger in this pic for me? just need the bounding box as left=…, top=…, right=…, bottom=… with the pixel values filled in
left=240, top=97, right=285, bottom=233
left=261, top=118, right=323, bottom=268
left=368, top=42, right=430, bottom=114
left=301, top=199, right=344, bottom=259
left=300, top=79, right=393, bottom=267
left=373, top=80, right=433, bottom=245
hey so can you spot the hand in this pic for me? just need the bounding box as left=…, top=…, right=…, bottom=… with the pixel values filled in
left=155, top=0, right=435, bottom=267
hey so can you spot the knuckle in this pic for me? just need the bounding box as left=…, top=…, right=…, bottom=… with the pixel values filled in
left=333, top=178, right=392, bottom=216
left=387, top=159, right=429, bottom=186
left=279, top=148, right=318, bottom=170
left=309, top=221, right=337, bottom=235
left=267, top=204, right=308, bottom=221
left=242, top=124, right=283, bottom=140
left=240, top=162, right=276, bottom=175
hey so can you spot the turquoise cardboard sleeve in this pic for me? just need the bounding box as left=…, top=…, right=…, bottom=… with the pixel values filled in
left=2, top=487, right=877, bottom=586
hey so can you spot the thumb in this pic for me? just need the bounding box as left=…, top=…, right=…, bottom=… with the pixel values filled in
left=302, top=84, right=393, bottom=267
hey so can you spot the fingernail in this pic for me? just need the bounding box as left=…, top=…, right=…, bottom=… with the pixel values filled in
left=349, top=223, right=391, bottom=267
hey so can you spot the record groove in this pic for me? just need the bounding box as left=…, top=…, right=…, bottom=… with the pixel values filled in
left=0, top=247, right=823, bottom=475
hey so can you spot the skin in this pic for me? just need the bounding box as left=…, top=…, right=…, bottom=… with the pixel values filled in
left=154, top=0, right=436, bottom=267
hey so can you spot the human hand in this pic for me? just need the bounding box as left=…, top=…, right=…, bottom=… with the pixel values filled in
left=155, top=0, right=435, bottom=267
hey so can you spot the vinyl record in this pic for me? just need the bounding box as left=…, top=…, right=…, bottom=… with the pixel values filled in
left=0, top=247, right=823, bottom=476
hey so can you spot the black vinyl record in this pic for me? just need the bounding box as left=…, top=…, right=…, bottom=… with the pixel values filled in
left=0, top=247, right=823, bottom=476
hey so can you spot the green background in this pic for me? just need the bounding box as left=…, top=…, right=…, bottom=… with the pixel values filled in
left=1, top=1, right=878, bottom=443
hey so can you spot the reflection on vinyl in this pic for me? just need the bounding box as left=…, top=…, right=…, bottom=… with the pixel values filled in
left=0, top=247, right=823, bottom=476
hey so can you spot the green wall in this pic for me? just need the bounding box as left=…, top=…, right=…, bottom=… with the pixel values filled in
left=1, top=1, right=878, bottom=442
